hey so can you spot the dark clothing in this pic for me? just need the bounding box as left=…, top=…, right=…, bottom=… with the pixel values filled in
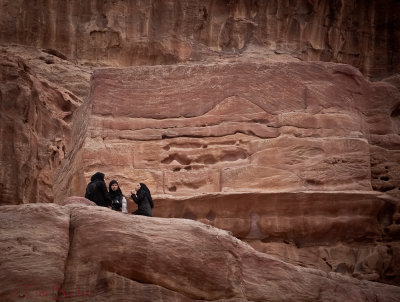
left=109, top=180, right=123, bottom=211
left=90, top=172, right=105, bottom=182
left=131, top=183, right=153, bottom=217
left=85, top=172, right=112, bottom=207
left=140, top=183, right=154, bottom=208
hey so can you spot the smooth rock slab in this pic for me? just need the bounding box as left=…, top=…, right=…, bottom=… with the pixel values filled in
left=1, top=204, right=400, bottom=301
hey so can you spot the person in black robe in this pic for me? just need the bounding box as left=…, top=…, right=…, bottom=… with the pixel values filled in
left=131, top=183, right=154, bottom=217
left=109, top=179, right=123, bottom=211
left=85, top=172, right=112, bottom=207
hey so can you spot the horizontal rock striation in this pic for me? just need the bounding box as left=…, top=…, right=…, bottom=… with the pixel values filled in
left=63, top=59, right=400, bottom=285
left=2, top=45, right=399, bottom=286
left=154, top=191, right=400, bottom=284
left=1, top=0, right=399, bottom=295
left=78, top=60, right=400, bottom=197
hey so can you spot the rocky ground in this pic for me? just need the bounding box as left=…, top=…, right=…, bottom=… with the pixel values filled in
left=1, top=201, right=400, bottom=302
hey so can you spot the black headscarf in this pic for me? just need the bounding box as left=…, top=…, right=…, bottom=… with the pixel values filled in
left=138, top=183, right=154, bottom=208
left=91, top=172, right=105, bottom=182
left=109, top=179, right=123, bottom=200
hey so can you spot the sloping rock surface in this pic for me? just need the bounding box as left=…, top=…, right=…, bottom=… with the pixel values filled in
left=1, top=204, right=400, bottom=302
left=154, top=191, right=400, bottom=285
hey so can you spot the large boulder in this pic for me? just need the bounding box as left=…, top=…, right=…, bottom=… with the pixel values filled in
left=1, top=203, right=400, bottom=301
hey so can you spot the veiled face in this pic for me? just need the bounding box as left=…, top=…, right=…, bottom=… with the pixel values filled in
left=135, top=183, right=141, bottom=191
left=111, top=183, right=119, bottom=191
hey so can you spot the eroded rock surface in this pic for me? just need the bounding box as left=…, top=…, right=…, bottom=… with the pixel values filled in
left=63, top=58, right=400, bottom=286
left=77, top=60, right=400, bottom=197
left=1, top=204, right=400, bottom=302
left=154, top=191, right=400, bottom=285
left=1, top=1, right=399, bottom=293
left=0, top=0, right=398, bottom=78
left=0, top=46, right=91, bottom=204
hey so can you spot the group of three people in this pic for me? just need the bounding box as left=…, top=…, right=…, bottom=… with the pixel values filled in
left=85, top=172, right=154, bottom=217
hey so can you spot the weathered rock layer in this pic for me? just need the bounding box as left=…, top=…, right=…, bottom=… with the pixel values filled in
left=0, top=46, right=91, bottom=204
left=1, top=203, right=400, bottom=302
left=0, top=0, right=398, bottom=78
left=155, top=191, right=400, bottom=284
left=1, top=0, right=400, bottom=294
left=76, top=60, right=400, bottom=197
left=64, top=58, right=400, bottom=286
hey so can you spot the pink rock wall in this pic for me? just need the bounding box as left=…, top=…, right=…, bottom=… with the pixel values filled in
left=1, top=0, right=400, bottom=292
left=79, top=60, right=400, bottom=196
left=0, top=47, right=90, bottom=204
left=66, top=59, right=399, bottom=285
left=0, top=0, right=398, bottom=78
left=154, top=191, right=400, bottom=284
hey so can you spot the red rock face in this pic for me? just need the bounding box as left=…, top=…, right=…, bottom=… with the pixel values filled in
left=65, top=59, right=399, bottom=285
left=0, top=48, right=90, bottom=204
left=1, top=0, right=400, bottom=294
left=1, top=204, right=400, bottom=301
left=78, top=60, right=400, bottom=196
left=58, top=196, right=96, bottom=206
left=154, top=191, right=400, bottom=284
left=0, top=46, right=92, bottom=205
left=0, top=0, right=398, bottom=78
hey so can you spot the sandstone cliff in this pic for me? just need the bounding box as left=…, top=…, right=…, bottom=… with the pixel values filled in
left=52, top=57, right=400, bottom=286
left=0, top=0, right=400, bottom=297
left=0, top=0, right=398, bottom=78
left=0, top=45, right=91, bottom=204
left=76, top=59, right=400, bottom=197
